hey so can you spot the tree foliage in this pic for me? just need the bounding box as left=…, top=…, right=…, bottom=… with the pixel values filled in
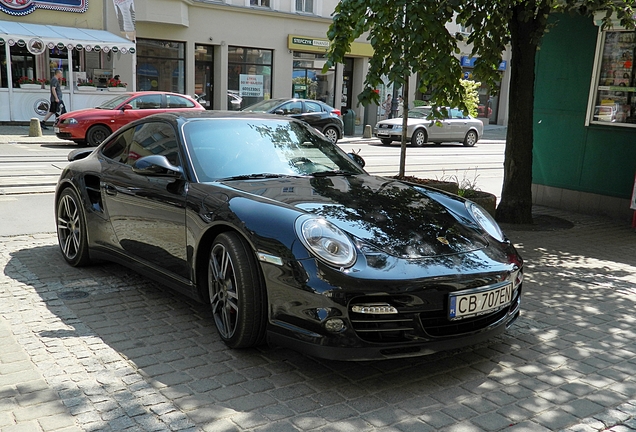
left=326, top=0, right=636, bottom=223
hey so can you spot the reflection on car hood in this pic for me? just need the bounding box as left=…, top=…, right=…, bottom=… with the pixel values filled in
left=224, top=175, right=487, bottom=258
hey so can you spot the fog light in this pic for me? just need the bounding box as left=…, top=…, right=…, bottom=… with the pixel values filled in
left=324, top=318, right=345, bottom=333
left=351, top=303, right=398, bottom=314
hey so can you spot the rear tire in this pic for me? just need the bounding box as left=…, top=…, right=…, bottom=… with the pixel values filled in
left=463, top=130, right=478, bottom=147
left=323, top=126, right=339, bottom=143
left=411, top=129, right=427, bottom=147
left=86, top=125, right=111, bottom=147
left=208, top=232, right=266, bottom=348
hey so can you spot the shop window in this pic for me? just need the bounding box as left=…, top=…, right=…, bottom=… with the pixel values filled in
left=136, top=39, right=185, bottom=94
left=588, top=31, right=636, bottom=126
left=0, top=43, right=7, bottom=88
left=250, top=0, right=270, bottom=7
left=228, top=46, right=272, bottom=108
left=295, top=0, right=313, bottom=13
left=292, top=52, right=335, bottom=107
left=9, top=46, right=36, bottom=88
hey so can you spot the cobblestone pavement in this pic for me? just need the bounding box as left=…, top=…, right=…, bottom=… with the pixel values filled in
left=3, top=202, right=636, bottom=428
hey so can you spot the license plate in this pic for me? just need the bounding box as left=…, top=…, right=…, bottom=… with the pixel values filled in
left=54, top=127, right=59, bottom=133
left=448, top=283, right=512, bottom=320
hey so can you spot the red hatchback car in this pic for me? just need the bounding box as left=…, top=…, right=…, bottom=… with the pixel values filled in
left=54, top=92, right=205, bottom=146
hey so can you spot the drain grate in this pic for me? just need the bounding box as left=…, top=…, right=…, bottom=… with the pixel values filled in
left=58, top=290, right=89, bottom=300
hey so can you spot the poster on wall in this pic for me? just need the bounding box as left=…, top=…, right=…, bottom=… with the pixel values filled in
left=112, top=0, right=136, bottom=42
left=239, top=74, right=264, bottom=98
left=0, top=0, right=87, bottom=16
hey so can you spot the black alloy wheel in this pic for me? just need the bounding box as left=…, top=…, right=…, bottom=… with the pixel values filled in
left=86, top=125, right=111, bottom=147
left=56, top=187, right=91, bottom=266
left=208, top=232, right=266, bottom=348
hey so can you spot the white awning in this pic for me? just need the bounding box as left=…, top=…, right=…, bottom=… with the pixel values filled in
left=0, top=20, right=135, bottom=54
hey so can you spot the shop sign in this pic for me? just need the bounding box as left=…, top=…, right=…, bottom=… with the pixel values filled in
left=239, top=74, right=264, bottom=97
left=0, top=0, right=88, bottom=16
left=461, top=56, right=507, bottom=71
left=291, top=37, right=330, bottom=48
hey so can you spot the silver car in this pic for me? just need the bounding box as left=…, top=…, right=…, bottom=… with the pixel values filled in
left=374, top=106, right=484, bottom=147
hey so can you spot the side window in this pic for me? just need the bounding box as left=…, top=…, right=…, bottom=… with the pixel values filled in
left=124, top=122, right=181, bottom=167
left=305, top=101, right=322, bottom=113
left=101, top=127, right=135, bottom=163
left=451, top=109, right=465, bottom=119
left=279, top=101, right=302, bottom=115
left=130, top=94, right=162, bottom=110
left=166, top=95, right=195, bottom=108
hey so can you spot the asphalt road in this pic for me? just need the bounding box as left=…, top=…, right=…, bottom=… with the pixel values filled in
left=0, top=134, right=506, bottom=237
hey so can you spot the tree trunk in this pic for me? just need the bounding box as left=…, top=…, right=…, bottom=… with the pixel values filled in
left=399, top=75, right=409, bottom=177
left=495, top=4, right=547, bottom=224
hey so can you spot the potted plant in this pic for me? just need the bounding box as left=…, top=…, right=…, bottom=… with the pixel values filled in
left=107, top=78, right=127, bottom=92
left=38, top=78, right=50, bottom=89
left=77, top=80, right=97, bottom=91
left=17, top=76, right=42, bottom=90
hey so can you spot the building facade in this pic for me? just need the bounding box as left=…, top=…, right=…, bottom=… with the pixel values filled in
left=2, top=0, right=511, bottom=128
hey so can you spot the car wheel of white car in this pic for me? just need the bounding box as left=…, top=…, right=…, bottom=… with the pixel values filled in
left=411, top=129, right=427, bottom=147
left=463, top=130, right=478, bottom=147
left=323, top=126, right=339, bottom=143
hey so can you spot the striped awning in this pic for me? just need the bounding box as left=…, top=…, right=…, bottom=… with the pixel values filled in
left=0, top=20, right=135, bottom=54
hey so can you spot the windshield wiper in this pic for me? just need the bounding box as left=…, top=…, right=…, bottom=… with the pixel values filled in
left=310, top=170, right=356, bottom=177
left=217, top=173, right=302, bottom=181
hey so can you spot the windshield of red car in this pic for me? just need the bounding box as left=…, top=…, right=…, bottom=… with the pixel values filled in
left=97, top=94, right=132, bottom=110
left=183, top=118, right=365, bottom=182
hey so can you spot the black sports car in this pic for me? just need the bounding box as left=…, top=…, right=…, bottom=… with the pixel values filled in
left=242, top=98, right=344, bottom=143
left=55, top=111, right=522, bottom=361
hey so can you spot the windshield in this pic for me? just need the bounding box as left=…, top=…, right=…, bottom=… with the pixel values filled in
left=183, top=118, right=366, bottom=182
left=242, top=99, right=285, bottom=112
left=97, top=94, right=132, bottom=109
left=407, top=108, right=432, bottom=119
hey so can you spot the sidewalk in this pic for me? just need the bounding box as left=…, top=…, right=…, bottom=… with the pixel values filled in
left=3, top=130, right=636, bottom=432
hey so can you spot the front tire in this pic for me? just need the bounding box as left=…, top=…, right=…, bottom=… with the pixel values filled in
left=411, top=129, right=427, bottom=147
left=86, top=125, right=111, bottom=147
left=208, top=232, right=266, bottom=348
left=323, top=126, right=339, bottom=143
left=380, top=138, right=393, bottom=145
left=56, top=187, right=91, bottom=267
left=463, top=130, right=478, bottom=147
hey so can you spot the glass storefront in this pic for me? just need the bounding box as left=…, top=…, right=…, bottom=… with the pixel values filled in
left=137, top=39, right=185, bottom=94
left=194, top=44, right=213, bottom=109
left=589, top=31, right=636, bottom=126
left=228, top=46, right=272, bottom=108
left=292, top=51, right=335, bottom=107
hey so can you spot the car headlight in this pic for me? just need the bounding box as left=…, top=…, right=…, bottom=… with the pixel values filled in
left=296, top=216, right=357, bottom=268
left=65, top=118, right=78, bottom=125
left=466, top=202, right=505, bottom=242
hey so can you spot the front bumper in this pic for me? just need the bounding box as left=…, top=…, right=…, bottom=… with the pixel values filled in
left=261, top=254, right=523, bottom=361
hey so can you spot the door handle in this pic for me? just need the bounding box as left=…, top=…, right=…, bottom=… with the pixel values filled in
left=103, top=183, right=117, bottom=196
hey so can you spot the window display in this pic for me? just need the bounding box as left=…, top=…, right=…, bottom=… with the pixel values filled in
left=590, top=31, right=636, bottom=125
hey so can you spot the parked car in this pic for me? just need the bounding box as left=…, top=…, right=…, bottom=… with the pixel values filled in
left=374, top=106, right=484, bottom=147
left=242, top=98, right=343, bottom=143
left=54, top=92, right=204, bottom=146
left=55, top=111, right=522, bottom=361
left=193, top=91, right=243, bottom=110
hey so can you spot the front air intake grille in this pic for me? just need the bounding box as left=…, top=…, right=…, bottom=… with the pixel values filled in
left=349, top=312, right=417, bottom=343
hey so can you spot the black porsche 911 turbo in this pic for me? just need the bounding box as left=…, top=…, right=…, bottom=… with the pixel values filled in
left=55, top=111, right=523, bottom=361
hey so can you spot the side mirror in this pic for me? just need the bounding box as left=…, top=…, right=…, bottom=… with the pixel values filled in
left=68, top=148, right=93, bottom=162
left=121, top=104, right=133, bottom=111
left=348, top=152, right=365, bottom=168
left=132, top=155, right=183, bottom=177
left=274, top=109, right=285, bottom=115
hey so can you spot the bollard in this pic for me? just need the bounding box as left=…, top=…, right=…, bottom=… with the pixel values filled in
left=363, top=124, right=372, bottom=138
left=29, top=118, right=42, bottom=137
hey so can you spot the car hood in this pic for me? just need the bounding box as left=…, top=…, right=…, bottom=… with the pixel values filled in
left=60, top=107, right=115, bottom=120
left=222, top=175, right=488, bottom=258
